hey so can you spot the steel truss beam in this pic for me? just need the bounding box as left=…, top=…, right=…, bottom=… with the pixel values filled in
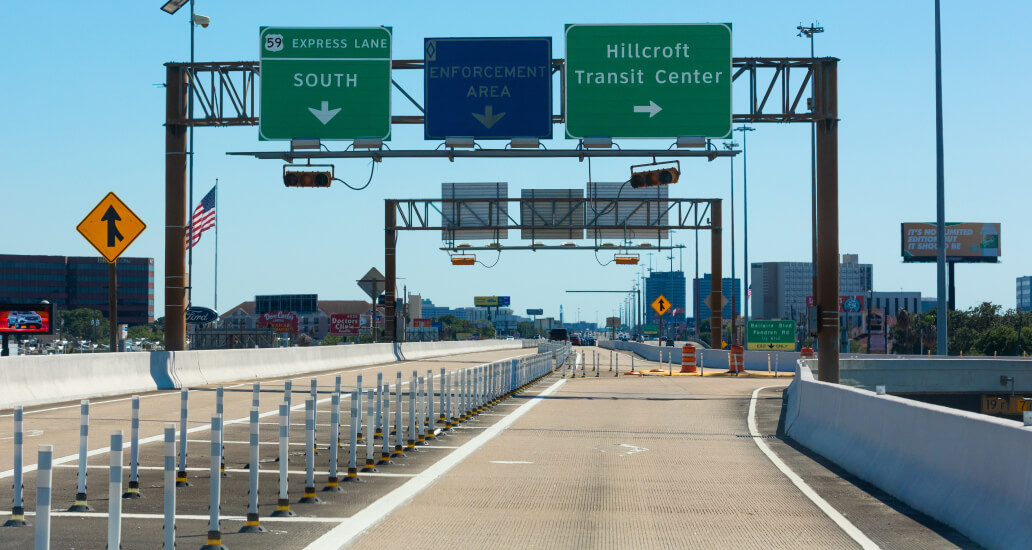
left=165, top=57, right=835, bottom=128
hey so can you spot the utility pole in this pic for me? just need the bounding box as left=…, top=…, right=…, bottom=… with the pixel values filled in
left=798, top=21, right=824, bottom=350
left=735, top=126, right=755, bottom=333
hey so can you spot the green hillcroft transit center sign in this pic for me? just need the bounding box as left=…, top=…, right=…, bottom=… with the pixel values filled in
left=564, top=23, right=732, bottom=139
left=746, top=320, right=796, bottom=351
left=259, top=27, right=392, bottom=140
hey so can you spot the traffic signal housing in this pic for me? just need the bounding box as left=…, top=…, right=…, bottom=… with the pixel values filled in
left=283, top=164, right=334, bottom=188
left=629, top=160, right=680, bottom=189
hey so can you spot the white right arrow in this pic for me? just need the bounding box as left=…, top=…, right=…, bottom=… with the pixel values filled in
left=308, top=101, right=341, bottom=125
left=633, top=100, right=662, bottom=118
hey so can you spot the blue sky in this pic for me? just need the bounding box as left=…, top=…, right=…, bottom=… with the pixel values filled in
left=2, top=1, right=1029, bottom=324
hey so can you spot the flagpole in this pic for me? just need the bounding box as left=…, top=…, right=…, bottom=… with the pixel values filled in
left=214, top=178, right=218, bottom=313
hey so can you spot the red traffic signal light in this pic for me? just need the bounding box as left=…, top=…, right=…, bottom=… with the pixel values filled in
left=629, top=160, right=680, bottom=189
left=283, top=164, right=334, bottom=188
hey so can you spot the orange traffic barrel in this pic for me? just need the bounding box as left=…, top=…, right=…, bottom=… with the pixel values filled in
left=680, top=345, right=697, bottom=373
left=729, top=345, right=745, bottom=373
left=800, top=347, right=815, bottom=359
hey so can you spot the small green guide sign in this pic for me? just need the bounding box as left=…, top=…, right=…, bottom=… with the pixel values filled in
left=746, top=320, right=795, bottom=351
left=564, top=23, right=732, bottom=139
left=259, top=27, right=392, bottom=140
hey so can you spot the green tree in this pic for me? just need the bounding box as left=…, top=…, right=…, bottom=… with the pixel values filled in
left=976, top=325, right=1018, bottom=356
left=516, top=321, right=539, bottom=338
left=320, top=334, right=345, bottom=346
left=58, top=308, right=109, bottom=342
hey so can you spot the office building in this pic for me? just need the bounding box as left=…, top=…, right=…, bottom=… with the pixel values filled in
left=871, top=292, right=922, bottom=317
left=693, top=274, right=742, bottom=321
left=750, top=254, right=873, bottom=323
left=1018, top=276, right=1032, bottom=312
left=645, top=271, right=686, bottom=325
left=0, top=254, right=154, bottom=325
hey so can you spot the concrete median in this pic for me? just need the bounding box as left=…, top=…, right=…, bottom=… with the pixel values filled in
left=0, top=340, right=526, bottom=409
left=785, top=361, right=1032, bottom=550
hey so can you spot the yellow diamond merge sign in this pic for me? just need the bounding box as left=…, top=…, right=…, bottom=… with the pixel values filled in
left=76, top=192, right=146, bottom=263
left=651, top=294, right=671, bottom=317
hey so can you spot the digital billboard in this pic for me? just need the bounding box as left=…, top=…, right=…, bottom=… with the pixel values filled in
left=0, top=303, right=55, bottom=335
left=901, top=222, right=1000, bottom=263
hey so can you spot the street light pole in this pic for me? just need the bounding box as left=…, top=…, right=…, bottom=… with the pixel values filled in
left=933, top=1, right=948, bottom=355
left=735, top=126, right=755, bottom=334
left=798, top=22, right=824, bottom=348
left=724, top=141, right=739, bottom=346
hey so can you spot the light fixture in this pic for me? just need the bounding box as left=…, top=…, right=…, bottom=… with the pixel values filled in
left=192, top=14, right=211, bottom=27
left=486, top=242, right=501, bottom=248
left=637, top=242, right=654, bottom=248
left=444, top=137, right=475, bottom=149
left=451, top=255, right=476, bottom=266
left=160, top=0, right=189, bottom=14
left=509, top=137, right=540, bottom=149
left=600, top=242, right=616, bottom=248
left=561, top=242, right=577, bottom=247
left=581, top=137, right=613, bottom=149
left=676, top=136, right=707, bottom=148
left=456, top=243, right=471, bottom=248
left=290, top=139, right=321, bottom=151
left=615, top=254, right=640, bottom=265
left=353, top=137, right=383, bottom=149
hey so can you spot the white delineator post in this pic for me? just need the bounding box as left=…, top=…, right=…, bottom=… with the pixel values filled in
left=124, top=396, right=142, bottom=498
left=300, top=398, right=321, bottom=503
left=355, top=375, right=364, bottom=443
left=362, top=389, right=377, bottom=472
left=70, top=400, right=92, bottom=511
left=5, top=406, right=27, bottom=527
left=393, top=373, right=405, bottom=457
left=324, top=390, right=343, bottom=492
left=346, top=391, right=360, bottom=481
left=203, top=416, right=226, bottom=549
left=379, top=384, right=392, bottom=465
left=177, top=390, right=190, bottom=487
left=271, top=403, right=295, bottom=517
left=241, top=407, right=268, bottom=532
left=34, top=445, right=54, bottom=550
left=163, top=424, right=176, bottom=548
left=108, top=431, right=124, bottom=549
left=375, top=372, right=384, bottom=439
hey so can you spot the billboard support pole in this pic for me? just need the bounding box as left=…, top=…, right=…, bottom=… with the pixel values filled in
left=109, top=262, right=118, bottom=354
left=385, top=201, right=397, bottom=343
left=710, top=200, right=723, bottom=349
left=948, top=261, right=955, bottom=312
left=934, top=0, right=948, bottom=356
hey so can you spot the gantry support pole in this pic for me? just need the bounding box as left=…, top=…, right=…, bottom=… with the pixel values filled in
left=385, top=201, right=397, bottom=343
left=165, top=65, right=188, bottom=351
left=709, top=200, right=723, bottom=348
left=815, top=60, right=840, bottom=382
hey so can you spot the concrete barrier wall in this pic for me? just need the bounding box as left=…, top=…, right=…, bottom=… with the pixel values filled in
left=599, top=341, right=797, bottom=372
left=839, top=356, right=1032, bottom=393
left=785, top=362, right=1032, bottom=550
left=0, top=340, right=524, bottom=409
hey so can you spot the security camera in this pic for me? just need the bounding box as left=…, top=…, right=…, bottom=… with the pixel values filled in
left=192, top=14, right=210, bottom=28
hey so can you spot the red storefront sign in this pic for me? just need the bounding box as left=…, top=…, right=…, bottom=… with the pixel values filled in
left=330, top=313, right=361, bottom=336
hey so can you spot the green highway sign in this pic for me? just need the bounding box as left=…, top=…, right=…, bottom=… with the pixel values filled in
left=564, top=23, right=732, bottom=139
left=746, top=320, right=796, bottom=351
left=259, top=27, right=392, bottom=140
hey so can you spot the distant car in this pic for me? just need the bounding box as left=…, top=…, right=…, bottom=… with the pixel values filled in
left=586, top=337, right=597, bottom=346
left=504, top=336, right=514, bottom=340
left=548, top=328, right=569, bottom=341
left=570, top=335, right=584, bottom=346
left=7, top=311, right=42, bottom=330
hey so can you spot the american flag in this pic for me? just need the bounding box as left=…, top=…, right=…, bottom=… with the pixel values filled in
left=185, top=185, right=216, bottom=250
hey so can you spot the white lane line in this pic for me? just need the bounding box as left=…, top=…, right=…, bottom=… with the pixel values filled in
left=749, top=386, right=880, bottom=550
left=306, top=377, right=567, bottom=550
left=1, top=509, right=348, bottom=523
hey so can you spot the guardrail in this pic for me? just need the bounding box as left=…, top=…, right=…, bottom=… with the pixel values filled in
left=0, top=340, right=528, bottom=410
left=785, top=360, right=1032, bottom=550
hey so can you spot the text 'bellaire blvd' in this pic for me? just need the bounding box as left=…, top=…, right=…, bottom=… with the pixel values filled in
left=573, top=42, right=724, bottom=86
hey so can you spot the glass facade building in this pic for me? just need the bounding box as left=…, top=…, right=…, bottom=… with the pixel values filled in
left=0, top=254, right=154, bottom=325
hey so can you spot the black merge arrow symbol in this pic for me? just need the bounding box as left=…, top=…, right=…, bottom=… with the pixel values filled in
left=102, top=205, right=123, bottom=247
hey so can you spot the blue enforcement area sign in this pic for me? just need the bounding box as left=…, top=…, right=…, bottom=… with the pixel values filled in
left=424, top=37, right=553, bottom=140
